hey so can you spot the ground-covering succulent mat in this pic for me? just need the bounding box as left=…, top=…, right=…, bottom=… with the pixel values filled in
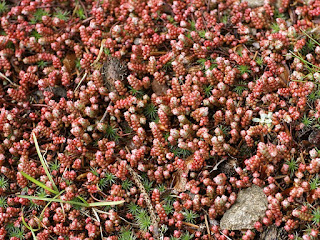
left=1, top=0, right=320, bottom=239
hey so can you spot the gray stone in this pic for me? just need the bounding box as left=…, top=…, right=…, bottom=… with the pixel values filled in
left=259, top=225, right=287, bottom=240
left=243, top=0, right=265, bottom=8
left=220, top=185, right=268, bottom=230
left=243, top=0, right=282, bottom=8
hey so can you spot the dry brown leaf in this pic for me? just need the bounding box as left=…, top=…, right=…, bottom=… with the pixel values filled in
left=173, top=169, right=188, bottom=192
left=187, top=65, right=202, bottom=74
left=76, top=172, right=88, bottom=180
left=278, top=63, right=290, bottom=86
left=232, top=44, right=244, bottom=54
left=157, top=123, right=167, bottom=131
left=281, top=186, right=294, bottom=196
left=151, top=80, right=168, bottom=96
left=173, top=154, right=194, bottom=192
left=63, top=53, right=76, bottom=73
left=307, top=190, right=315, bottom=203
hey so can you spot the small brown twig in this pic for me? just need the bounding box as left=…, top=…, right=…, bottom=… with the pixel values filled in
left=274, top=180, right=284, bottom=192
left=0, top=72, right=18, bottom=86
left=300, top=152, right=306, bottom=165
left=90, top=193, right=101, bottom=202
left=274, top=175, right=287, bottom=180
left=182, top=221, right=200, bottom=229
left=150, top=51, right=167, bottom=55
left=204, top=215, right=211, bottom=239
left=253, top=51, right=258, bottom=61
left=116, top=157, right=160, bottom=240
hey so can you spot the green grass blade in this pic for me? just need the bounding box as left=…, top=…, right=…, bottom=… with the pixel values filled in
left=32, top=133, right=58, bottom=192
left=0, top=72, right=17, bottom=86
left=76, top=195, right=89, bottom=205
left=20, top=171, right=58, bottom=195
left=39, top=190, right=65, bottom=221
left=301, top=29, right=320, bottom=46
left=88, top=200, right=125, bottom=207
left=18, top=195, right=123, bottom=207
left=290, top=50, right=320, bottom=70
left=17, top=195, right=90, bottom=207
left=30, top=229, right=38, bottom=240
left=21, top=208, right=40, bottom=233
left=74, top=72, right=87, bottom=91
left=92, top=39, right=106, bottom=66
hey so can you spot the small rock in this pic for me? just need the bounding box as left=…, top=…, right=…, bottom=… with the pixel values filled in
left=47, top=86, right=67, bottom=98
left=243, top=0, right=265, bottom=8
left=101, top=56, right=128, bottom=92
left=252, top=42, right=260, bottom=49
left=259, top=225, right=287, bottom=240
left=220, top=185, right=268, bottom=230
left=243, top=0, right=282, bottom=8
left=308, top=129, right=320, bottom=147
